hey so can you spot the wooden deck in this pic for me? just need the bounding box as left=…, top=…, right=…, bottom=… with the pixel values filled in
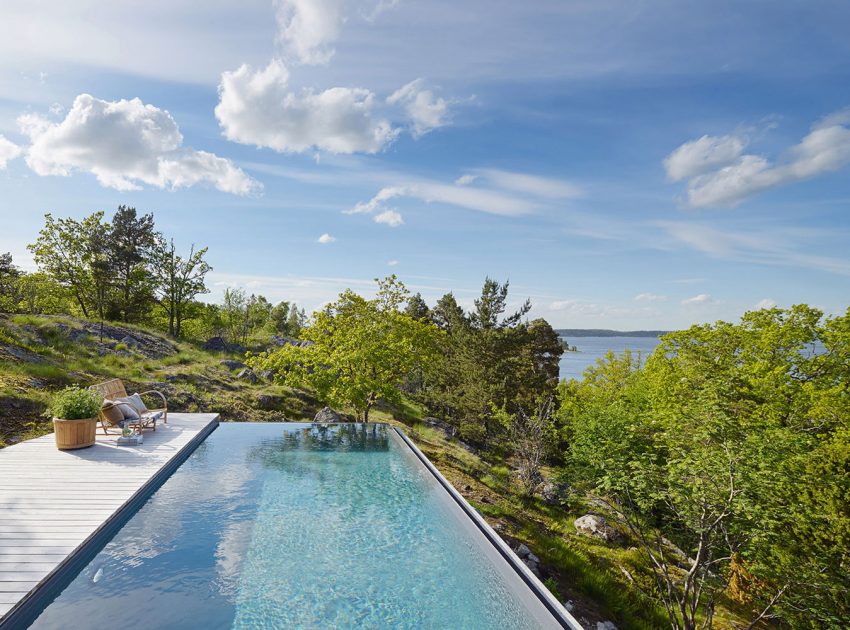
left=0, top=413, right=219, bottom=622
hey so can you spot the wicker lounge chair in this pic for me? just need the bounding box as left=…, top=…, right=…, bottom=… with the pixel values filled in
left=90, top=378, right=168, bottom=434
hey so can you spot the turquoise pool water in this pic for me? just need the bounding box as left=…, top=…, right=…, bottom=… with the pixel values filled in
left=29, top=424, right=559, bottom=629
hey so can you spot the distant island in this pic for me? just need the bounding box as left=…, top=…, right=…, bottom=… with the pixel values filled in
left=556, top=329, right=670, bottom=338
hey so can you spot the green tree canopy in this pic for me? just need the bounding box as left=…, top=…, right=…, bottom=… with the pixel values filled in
left=248, top=276, right=442, bottom=421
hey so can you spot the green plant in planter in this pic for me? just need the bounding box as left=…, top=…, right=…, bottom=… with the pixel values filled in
left=47, top=387, right=102, bottom=420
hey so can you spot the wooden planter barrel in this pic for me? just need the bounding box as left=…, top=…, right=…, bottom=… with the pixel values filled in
left=53, top=417, right=98, bottom=450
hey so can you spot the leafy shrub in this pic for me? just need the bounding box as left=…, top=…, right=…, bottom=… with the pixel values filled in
left=47, top=387, right=101, bottom=420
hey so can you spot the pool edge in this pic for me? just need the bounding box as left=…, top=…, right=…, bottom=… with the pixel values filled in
left=0, top=415, right=220, bottom=629
left=391, top=426, right=584, bottom=630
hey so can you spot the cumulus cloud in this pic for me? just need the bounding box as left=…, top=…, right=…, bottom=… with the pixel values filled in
left=634, top=293, right=667, bottom=303
left=681, top=293, right=714, bottom=306
left=387, top=259, right=399, bottom=266
left=666, top=109, right=850, bottom=208
left=0, top=135, right=22, bottom=169
left=663, top=134, right=747, bottom=181
left=318, top=233, right=336, bottom=243
left=216, top=59, right=398, bottom=154
left=275, top=0, right=344, bottom=65
left=755, top=298, right=776, bottom=309
left=18, top=94, right=258, bottom=194
left=387, top=79, right=452, bottom=137
left=373, top=209, right=403, bottom=226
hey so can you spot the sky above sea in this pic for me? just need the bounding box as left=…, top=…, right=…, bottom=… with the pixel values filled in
left=1, top=0, right=848, bottom=329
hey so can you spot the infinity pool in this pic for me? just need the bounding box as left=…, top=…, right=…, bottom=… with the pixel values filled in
left=28, top=423, right=570, bottom=629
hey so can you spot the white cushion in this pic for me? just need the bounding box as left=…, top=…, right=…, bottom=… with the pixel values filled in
left=128, top=393, right=149, bottom=413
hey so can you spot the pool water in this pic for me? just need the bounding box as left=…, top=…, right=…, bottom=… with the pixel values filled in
left=30, top=424, right=560, bottom=629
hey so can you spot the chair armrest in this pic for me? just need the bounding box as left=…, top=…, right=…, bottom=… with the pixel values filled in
left=138, top=390, right=168, bottom=409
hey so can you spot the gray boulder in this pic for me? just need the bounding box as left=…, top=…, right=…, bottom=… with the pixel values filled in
left=423, top=416, right=457, bottom=437
left=257, top=394, right=285, bottom=408
left=314, top=407, right=342, bottom=423
left=523, top=558, right=542, bottom=578
left=220, top=359, right=246, bottom=370
left=236, top=368, right=257, bottom=384
left=119, top=335, right=140, bottom=348
left=540, top=480, right=570, bottom=506
left=203, top=336, right=229, bottom=352
left=270, top=335, right=314, bottom=349
left=258, top=369, right=276, bottom=382
left=515, top=543, right=531, bottom=559
left=574, top=514, right=621, bottom=542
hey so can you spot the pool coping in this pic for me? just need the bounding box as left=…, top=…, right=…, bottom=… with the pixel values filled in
left=392, top=426, right=583, bottom=630
left=0, top=415, right=220, bottom=629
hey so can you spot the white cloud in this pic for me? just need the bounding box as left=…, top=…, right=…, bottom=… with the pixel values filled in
left=663, top=134, right=746, bottom=182
left=667, top=109, right=850, bottom=207
left=387, top=79, right=452, bottom=137
left=549, top=299, right=603, bottom=315
left=349, top=182, right=538, bottom=217
left=0, top=135, right=22, bottom=169
left=373, top=209, right=404, bottom=226
left=318, top=233, right=336, bottom=243
left=661, top=221, right=850, bottom=276
left=387, top=259, right=399, bottom=266
left=634, top=293, right=667, bottom=303
left=754, top=298, right=776, bottom=309
left=17, top=94, right=259, bottom=194
left=275, top=0, right=344, bottom=66
left=681, top=293, right=713, bottom=306
left=474, top=168, right=583, bottom=199
left=349, top=168, right=580, bottom=223
left=216, top=59, right=398, bottom=154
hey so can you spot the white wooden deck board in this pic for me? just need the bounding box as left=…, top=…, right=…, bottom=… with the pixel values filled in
left=0, top=413, right=218, bottom=623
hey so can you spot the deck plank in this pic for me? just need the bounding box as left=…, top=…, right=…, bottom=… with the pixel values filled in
left=0, top=413, right=218, bottom=623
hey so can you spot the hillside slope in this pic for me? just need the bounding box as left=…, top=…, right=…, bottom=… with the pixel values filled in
left=0, top=314, right=685, bottom=628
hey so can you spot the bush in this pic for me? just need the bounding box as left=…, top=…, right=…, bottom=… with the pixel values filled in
left=47, top=387, right=101, bottom=420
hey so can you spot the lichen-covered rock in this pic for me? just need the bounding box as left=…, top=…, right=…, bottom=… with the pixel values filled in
left=540, top=480, right=570, bottom=506
left=515, top=543, right=531, bottom=558
left=314, top=407, right=342, bottom=423
left=236, top=368, right=257, bottom=384
left=220, top=359, right=246, bottom=370
left=574, top=514, right=621, bottom=542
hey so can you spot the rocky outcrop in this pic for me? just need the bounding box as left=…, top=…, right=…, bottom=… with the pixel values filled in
left=256, top=393, right=285, bottom=408
left=513, top=542, right=542, bottom=578
left=236, top=368, right=257, bottom=384
left=220, top=359, right=246, bottom=370
left=574, top=514, right=621, bottom=542
left=423, top=416, right=457, bottom=437
left=314, top=407, right=342, bottom=423
left=270, top=335, right=314, bottom=349
left=540, top=480, right=570, bottom=506
left=203, top=337, right=246, bottom=353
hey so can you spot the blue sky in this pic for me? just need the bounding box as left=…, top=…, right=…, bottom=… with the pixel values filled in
left=1, top=0, right=848, bottom=329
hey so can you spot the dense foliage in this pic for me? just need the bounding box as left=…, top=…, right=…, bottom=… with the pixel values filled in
left=249, top=277, right=441, bottom=421
left=47, top=387, right=102, bottom=420
left=1, top=209, right=306, bottom=345
left=559, top=305, right=850, bottom=629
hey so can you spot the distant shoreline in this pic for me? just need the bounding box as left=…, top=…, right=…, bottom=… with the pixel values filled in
left=555, top=329, right=670, bottom=338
